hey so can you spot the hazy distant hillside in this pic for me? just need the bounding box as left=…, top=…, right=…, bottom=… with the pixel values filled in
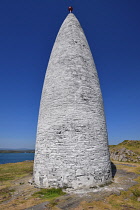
left=0, top=148, right=34, bottom=150
left=0, top=149, right=35, bottom=153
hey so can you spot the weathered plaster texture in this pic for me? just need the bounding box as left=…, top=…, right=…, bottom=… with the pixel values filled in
left=33, top=13, right=112, bottom=190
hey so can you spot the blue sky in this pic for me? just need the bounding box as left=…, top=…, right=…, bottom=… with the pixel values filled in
left=0, top=0, right=140, bottom=149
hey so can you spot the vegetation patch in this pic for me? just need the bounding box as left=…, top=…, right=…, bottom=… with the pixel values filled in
left=131, top=188, right=140, bottom=200
left=0, top=161, right=33, bottom=182
left=0, top=187, right=15, bottom=203
left=109, top=140, right=140, bottom=163
left=78, top=162, right=140, bottom=210
left=110, top=140, right=140, bottom=155
left=99, top=181, right=113, bottom=188
left=32, top=188, right=66, bottom=200
left=0, top=141, right=139, bottom=210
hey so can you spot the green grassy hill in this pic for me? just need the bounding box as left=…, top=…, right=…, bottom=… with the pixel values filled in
left=109, top=140, right=140, bottom=162
left=110, top=140, right=140, bottom=155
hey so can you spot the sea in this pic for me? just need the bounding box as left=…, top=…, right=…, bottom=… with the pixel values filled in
left=0, top=153, right=34, bottom=164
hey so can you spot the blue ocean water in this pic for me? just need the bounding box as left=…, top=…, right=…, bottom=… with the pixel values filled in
left=0, top=153, right=34, bottom=164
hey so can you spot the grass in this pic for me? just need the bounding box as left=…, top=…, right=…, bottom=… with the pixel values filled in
left=78, top=161, right=140, bottom=210
left=0, top=187, right=15, bottom=204
left=0, top=161, right=33, bottom=205
left=0, top=161, right=33, bottom=182
left=99, top=181, right=113, bottom=188
left=110, top=140, right=140, bottom=155
left=131, top=188, right=140, bottom=199
left=32, top=188, right=66, bottom=209
left=0, top=161, right=66, bottom=209
left=32, top=188, right=66, bottom=200
left=0, top=142, right=139, bottom=209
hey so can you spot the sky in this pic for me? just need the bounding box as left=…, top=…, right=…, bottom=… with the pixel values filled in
left=0, top=0, right=140, bottom=149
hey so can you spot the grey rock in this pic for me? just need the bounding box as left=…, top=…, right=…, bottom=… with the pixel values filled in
left=110, top=147, right=139, bottom=163
left=137, top=197, right=140, bottom=202
left=24, top=201, right=49, bottom=210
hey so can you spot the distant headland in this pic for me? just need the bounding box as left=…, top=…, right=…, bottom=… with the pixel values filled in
left=0, top=149, right=35, bottom=153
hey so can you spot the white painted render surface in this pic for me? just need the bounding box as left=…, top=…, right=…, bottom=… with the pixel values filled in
left=33, top=13, right=112, bottom=190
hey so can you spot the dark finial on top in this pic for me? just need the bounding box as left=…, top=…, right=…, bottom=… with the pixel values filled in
left=68, top=6, right=73, bottom=13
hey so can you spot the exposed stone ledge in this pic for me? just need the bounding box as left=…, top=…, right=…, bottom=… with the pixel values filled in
left=110, top=147, right=140, bottom=162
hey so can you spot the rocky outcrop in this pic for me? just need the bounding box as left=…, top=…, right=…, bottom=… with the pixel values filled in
left=110, top=147, right=140, bottom=162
